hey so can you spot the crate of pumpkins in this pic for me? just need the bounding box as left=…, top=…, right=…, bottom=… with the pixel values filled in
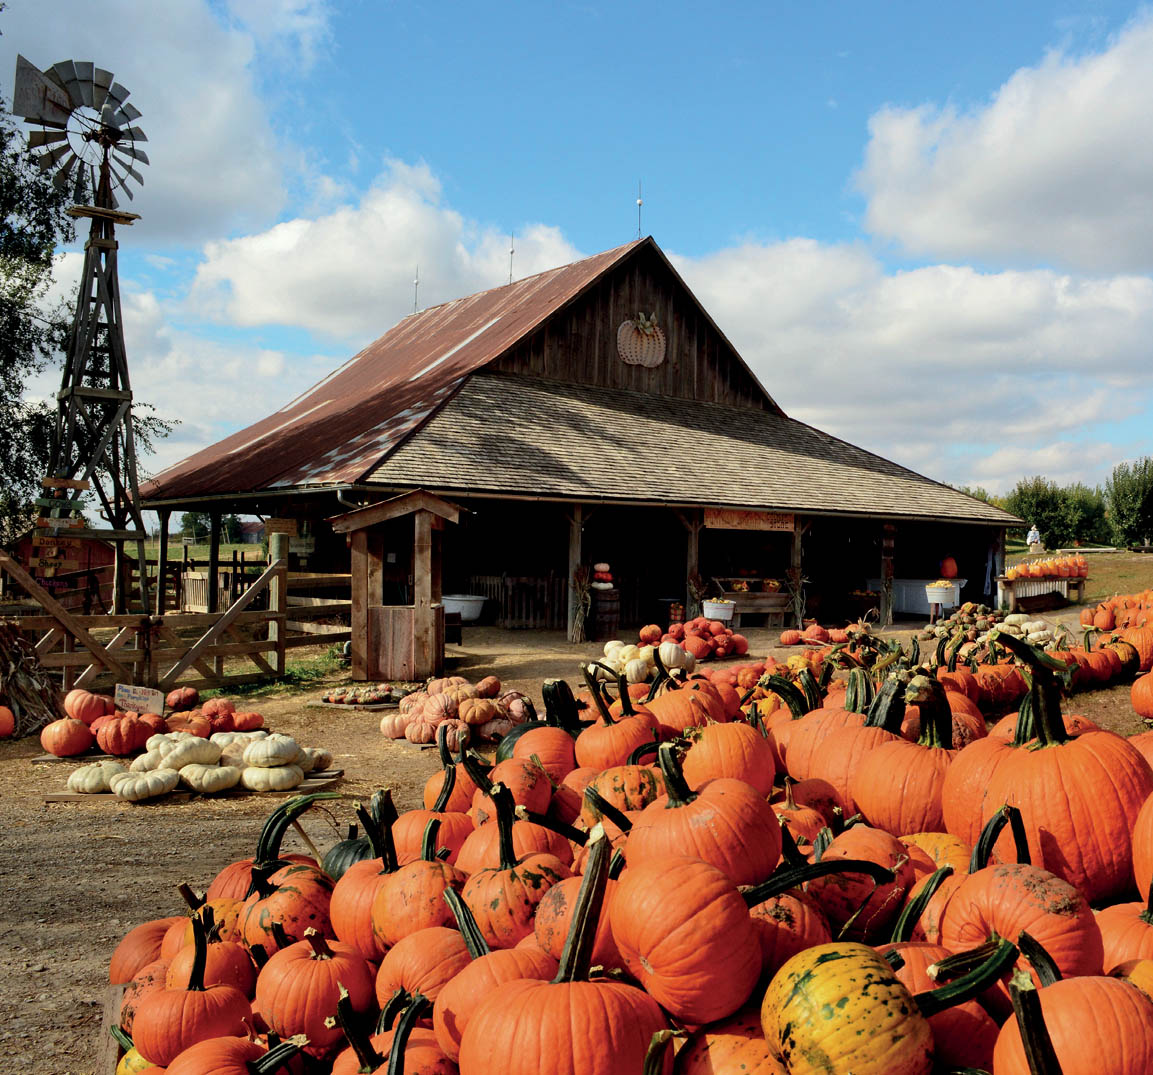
left=379, top=674, right=537, bottom=747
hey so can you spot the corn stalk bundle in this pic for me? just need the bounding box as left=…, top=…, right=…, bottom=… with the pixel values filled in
left=0, top=622, right=66, bottom=736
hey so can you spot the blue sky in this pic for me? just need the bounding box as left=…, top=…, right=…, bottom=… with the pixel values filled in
left=3, top=1, right=1152, bottom=504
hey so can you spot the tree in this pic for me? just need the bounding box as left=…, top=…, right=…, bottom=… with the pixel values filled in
left=222, top=514, right=244, bottom=543
left=1106, top=458, right=1153, bottom=548
left=0, top=93, right=75, bottom=545
left=1003, top=476, right=1066, bottom=548
left=180, top=511, right=211, bottom=543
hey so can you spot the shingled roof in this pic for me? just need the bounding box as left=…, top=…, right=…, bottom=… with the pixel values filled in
left=366, top=371, right=1017, bottom=525
left=142, top=239, right=653, bottom=501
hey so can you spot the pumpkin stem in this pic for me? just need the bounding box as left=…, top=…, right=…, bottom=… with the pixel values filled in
left=431, top=762, right=457, bottom=813
left=1008, top=969, right=1065, bottom=1075
left=355, top=797, right=399, bottom=874
left=915, top=938, right=1020, bottom=1018
left=811, top=826, right=833, bottom=860
left=251, top=792, right=342, bottom=881
left=582, top=786, right=634, bottom=835
left=248, top=863, right=277, bottom=899
left=764, top=675, right=808, bottom=720
left=187, top=913, right=210, bottom=992
left=332, top=982, right=385, bottom=1071
left=489, top=783, right=520, bottom=871
left=420, top=818, right=442, bottom=862
left=741, top=858, right=896, bottom=908
left=515, top=803, right=589, bottom=846
left=1143, top=880, right=1153, bottom=925
left=643, top=1030, right=682, bottom=1075
left=304, top=926, right=333, bottom=960
left=971, top=804, right=1030, bottom=871
left=608, top=847, right=626, bottom=879
left=616, top=673, right=642, bottom=718
left=270, top=921, right=294, bottom=951
left=648, top=647, right=672, bottom=700
left=882, top=947, right=906, bottom=970
left=845, top=667, right=875, bottom=714
left=553, top=824, right=610, bottom=984
left=796, top=668, right=822, bottom=711
left=992, top=632, right=1070, bottom=748
left=435, top=722, right=454, bottom=767
left=889, top=866, right=954, bottom=943
left=109, top=1025, right=134, bottom=1052
left=581, top=664, right=617, bottom=726
left=656, top=742, right=696, bottom=808
left=777, top=816, right=807, bottom=868
left=905, top=675, right=952, bottom=749
left=461, top=750, right=495, bottom=795
left=386, top=992, right=431, bottom=1075
left=250, top=1036, right=308, bottom=1074
left=627, top=737, right=661, bottom=765
left=177, top=882, right=205, bottom=911
left=1011, top=693, right=1037, bottom=746
left=541, top=679, right=582, bottom=733
left=1017, top=930, right=1062, bottom=986
left=927, top=939, right=1004, bottom=983
left=863, top=676, right=907, bottom=731
left=249, top=942, right=270, bottom=968
left=443, top=887, right=491, bottom=959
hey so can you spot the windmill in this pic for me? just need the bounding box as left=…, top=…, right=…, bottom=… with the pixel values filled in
left=11, top=56, right=151, bottom=612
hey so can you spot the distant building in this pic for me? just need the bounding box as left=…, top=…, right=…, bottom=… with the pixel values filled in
left=239, top=520, right=265, bottom=545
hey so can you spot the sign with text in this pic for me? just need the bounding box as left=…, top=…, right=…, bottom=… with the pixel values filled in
left=114, top=683, right=166, bottom=716
left=704, top=508, right=795, bottom=532
left=265, top=518, right=299, bottom=536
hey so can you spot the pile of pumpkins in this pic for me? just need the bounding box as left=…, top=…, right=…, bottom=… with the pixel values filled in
left=379, top=675, right=537, bottom=747
left=918, top=602, right=1008, bottom=641
left=102, top=644, right=1153, bottom=1073
left=1006, top=553, right=1088, bottom=580
left=639, top=619, right=750, bottom=663
left=42, top=687, right=334, bottom=801
left=778, top=622, right=850, bottom=647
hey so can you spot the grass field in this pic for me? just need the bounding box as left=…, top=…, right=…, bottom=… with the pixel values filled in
left=1004, top=549, right=1153, bottom=607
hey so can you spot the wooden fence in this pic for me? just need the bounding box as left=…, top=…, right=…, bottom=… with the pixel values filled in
left=0, top=549, right=351, bottom=693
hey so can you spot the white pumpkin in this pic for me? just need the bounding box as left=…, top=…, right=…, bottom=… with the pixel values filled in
left=243, top=734, right=301, bottom=768
left=109, top=768, right=180, bottom=801
left=296, top=746, right=333, bottom=774
left=241, top=763, right=304, bottom=792
left=658, top=641, right=688, bottom=669
left=616, top=645, right=640, bottom=664
left=680, top=652, right=697, bottom=674
left=477, top=716, right=517, bottom=740
left=161, top=738, right=223, bottom=770
left=603, top=640, right=625, bottom=659
left=1002, top=613, right=1031, bottom=627
left=637, top=645, right=655, bottom=664
left=147, top=731, right=196, bottom=757
left=219, top=740, right=250, bottom=769
left=67, top=759, right=127, bottom=794
left=129, top=750, right=166, bottom=773
left=624, top=657, right=650, bottom=684
left=179, top=763, right=242, bottom=794
left=210, top=730, right=269, bottom=747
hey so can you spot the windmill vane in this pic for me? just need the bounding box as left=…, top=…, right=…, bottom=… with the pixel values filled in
left=12, top=54, right=149, bottom=210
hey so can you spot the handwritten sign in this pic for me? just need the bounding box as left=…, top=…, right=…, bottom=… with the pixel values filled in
left=265, top=518, right=298, bottom=536
left=114, top=683, right=166, bottom=716
left=704, top=509, right=795, bottom=532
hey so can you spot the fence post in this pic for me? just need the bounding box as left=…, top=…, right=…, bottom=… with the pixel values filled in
left=269, top=532, right=288, bottom=676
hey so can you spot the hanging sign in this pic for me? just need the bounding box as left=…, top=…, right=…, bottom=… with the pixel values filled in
left=266, top=518, right=298, bottom=536
left=704, top=509, right=795, bottom=532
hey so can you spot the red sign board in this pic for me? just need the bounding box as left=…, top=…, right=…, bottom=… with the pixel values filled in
left=704, top=509, right=795, bottom=532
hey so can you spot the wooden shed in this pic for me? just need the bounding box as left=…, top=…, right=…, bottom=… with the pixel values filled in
left=141, top=236, right=1020, bottom=643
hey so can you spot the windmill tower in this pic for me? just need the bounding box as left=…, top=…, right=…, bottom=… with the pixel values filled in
left=12, top=56, right=151, bottom=613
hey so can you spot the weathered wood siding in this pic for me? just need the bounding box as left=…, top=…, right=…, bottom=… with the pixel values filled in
left=491, top=244, right=775, bottom=410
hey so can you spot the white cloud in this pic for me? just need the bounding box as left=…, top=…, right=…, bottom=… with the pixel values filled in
left=673, top=241, right=1153, bottom=492
left=0, top=0, right=309, bottom=243
left=224, top=0, right=333, bottom=70
left=858, top=14, right=1153, bottom=272
left=188, top=160, right=583, bottom=343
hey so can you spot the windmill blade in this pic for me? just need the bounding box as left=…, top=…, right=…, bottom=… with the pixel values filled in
left=119, top=102, right=142, bottom=123
left=112, top=154, right=144, bottom=186
left=12, top=55, right=72, bottom=126
left=115, top=144, right=150, bottom=166
left=73, top=62, right=95, bottom=106
left=35, top=143, right=72, bottom=172
left=92, top=68, right=113, bottom=110
left=28, top=129, right=68, bottom=149
left=120, top=125, right=148, bottom=142
left=105, top=81, right=131, bottom=110
left=50, top=60, right=84, bottom=108
left=109, top=165, right=134, bottom=199
left=52, top=154, right=79, bottom=190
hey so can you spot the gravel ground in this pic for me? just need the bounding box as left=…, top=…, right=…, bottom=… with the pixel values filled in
left=0, top=622, right=1145, bottom=1074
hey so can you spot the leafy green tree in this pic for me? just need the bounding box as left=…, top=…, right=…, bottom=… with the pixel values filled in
left=1060, top=484, right=1108, bottom=547
left=1003, top=476, right=1066, bottom=548
left=180, top=511, right=211, bottom=542
left=0, top=93, right=75, bottom=545
left=222, top=514, right=244, bottom=543
left=1106, top=458, right=1153, bottom=548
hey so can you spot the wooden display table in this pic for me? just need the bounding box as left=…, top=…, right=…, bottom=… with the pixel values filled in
left=996, top=575, right=1086, bottom=612
left=713, top=589, right=789, bottom=628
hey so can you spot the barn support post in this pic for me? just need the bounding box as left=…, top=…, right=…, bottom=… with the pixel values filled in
left=155, top=510, right=170, bottom=616
left=268, top=531, right=288, bottom=676
left=207, top=512, right=221, bottom=615
left=412, top=509, right=435, bottom=675
left=789, top=520, right=808, bottom=628
left=675, top=508, right=703, bottom=617
left=566, top=505, right=583, bottom=640
left=349, top=530, right=369, bottom=680
left=880, top=522, right=896, bottom=628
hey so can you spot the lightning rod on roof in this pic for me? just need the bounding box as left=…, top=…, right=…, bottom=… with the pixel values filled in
left=637, top=180, right=643, bottom=238
left=509, top=233, right=515, bottom=285
left=413, top=266, right=419, bottom=314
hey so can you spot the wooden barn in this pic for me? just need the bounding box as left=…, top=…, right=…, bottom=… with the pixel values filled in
left=141, top=237, right=1018, bottom=652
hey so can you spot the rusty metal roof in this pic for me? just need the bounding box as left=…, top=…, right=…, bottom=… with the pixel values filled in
left=141, top=238, right=649, bottom=503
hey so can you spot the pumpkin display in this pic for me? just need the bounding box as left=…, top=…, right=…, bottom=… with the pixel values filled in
left=110, top=768, right=181, bottom=802
left=64, top=688, right=115, bottom=724
left=240, top=763, right=304, bottom=792
left=67, top=759, right=127, bottom=793
left=179, top=763, right=242, bottom=794
left=165, top=686, right=199, bottom=712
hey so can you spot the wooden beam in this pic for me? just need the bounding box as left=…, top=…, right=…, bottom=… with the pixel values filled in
left=226, top=624, right=276, bottom=676
left=412, top=510, right=437, bottom=676
left=267, top=534, right=288, bottom=677
left=566, top=504, right=582, bottom=640
left=75, top=625, right=136, bottom=688
left=790, top=519, right=806, bottom=629
left=207, top=512, right=221, bottom=615
left=329, top=488, right=462, bottom=532
left=349, top=530, right=369, bottom=681
left=0, top=551, right=131, bottom=680
left=880, top=522, right=896, bottom=628
left=154, top=622, right=218, bottom=683
left=155, top=510, right=170, bottom=616
left=157, top=556, right=285, bottom=688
